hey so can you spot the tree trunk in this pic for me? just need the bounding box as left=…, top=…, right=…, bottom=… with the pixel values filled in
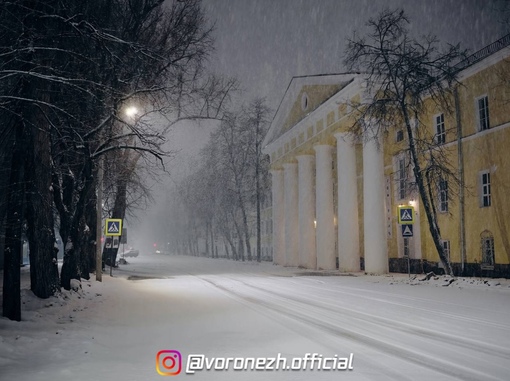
left=2, top=120, right=26, bottom=321
left=25, top=111, right=60, bottom=298
left=238, top=194, right=252, bottom=261
left=403, top=109, right=453, bottom=275
left=61, top=156, right=95, bottom=289
left=238, top=238, right=244, bottom=262
left=0, top=123, right=14, bottom=273
left=233, top=218, right=245, bottom=261
left=81, top=189, right=98, bottom=279
left=205, top=220, right=210, bottom=257
left=79, top=217, right=91, bottom=280
left=223, top=231, right=236, bottom=260
left=209, top=221, right=215, bottom=258
left=256, top=152, right=261, bottom=263
left=224, top=241, right=230, bottom=259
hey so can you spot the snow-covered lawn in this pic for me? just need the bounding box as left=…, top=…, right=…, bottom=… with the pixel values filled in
left=1, top=254, right=510, bottom=381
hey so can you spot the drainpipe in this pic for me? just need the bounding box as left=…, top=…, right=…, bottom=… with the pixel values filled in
left=454, top=87, right=466, bottom=275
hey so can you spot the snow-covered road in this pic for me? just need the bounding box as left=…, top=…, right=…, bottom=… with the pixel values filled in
left=1, top=254, right=510, bottom=381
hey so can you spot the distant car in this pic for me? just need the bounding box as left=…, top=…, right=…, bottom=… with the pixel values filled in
left=122, top=248, right=139, bottom=258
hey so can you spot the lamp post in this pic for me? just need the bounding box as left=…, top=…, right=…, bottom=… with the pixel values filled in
left=96, top=157, right=103, bottom=281
left=96, top=105, right=138, bottom=281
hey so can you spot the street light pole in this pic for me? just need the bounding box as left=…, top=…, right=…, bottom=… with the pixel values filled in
left=96, top=156, right=103, bottom=281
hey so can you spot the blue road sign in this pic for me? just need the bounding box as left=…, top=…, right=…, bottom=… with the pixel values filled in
left=398, top=206, right=414, bottom=225
left=105, top=219, right=122, bottom=236
left=402, top=224, right=414, bottom=237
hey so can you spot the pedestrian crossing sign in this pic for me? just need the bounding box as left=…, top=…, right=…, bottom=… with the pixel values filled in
left=402, top=224, right=414, bottom=237
left=105, top=219, right=123, bottom=236
left=398, top=206, right=414, bottom=225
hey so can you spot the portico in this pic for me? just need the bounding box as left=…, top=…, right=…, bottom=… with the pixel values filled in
left=262, top=73, right=389, bottom=273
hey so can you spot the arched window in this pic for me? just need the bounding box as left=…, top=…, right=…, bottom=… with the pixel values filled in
left=480, top=230, right=495, bottom=269
left=301, top=92, right=309, bottom=111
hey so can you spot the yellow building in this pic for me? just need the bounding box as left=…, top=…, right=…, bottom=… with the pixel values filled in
left=262, top=35, right=510, bottom=277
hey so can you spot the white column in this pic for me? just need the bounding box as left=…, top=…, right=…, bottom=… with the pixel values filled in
left=270, top=169, right=285, bottom=265
left=335, top=132, right=360, bottom=272
left=314, top=145, right=336, bottom=270
left=297, top=155, right=316, bottom=269
left=363, top=133, right=388, bottom=274
left=283, top=163, right=299, bottom=267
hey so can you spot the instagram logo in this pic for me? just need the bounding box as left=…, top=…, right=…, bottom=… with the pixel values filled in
left=156, top=350, right=182, bottom=376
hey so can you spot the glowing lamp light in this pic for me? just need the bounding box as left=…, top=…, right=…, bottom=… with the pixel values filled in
left=125, top=106, right=139, bottom=118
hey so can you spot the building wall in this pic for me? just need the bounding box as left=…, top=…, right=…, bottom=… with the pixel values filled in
left=415, top=54, right=510, bottom=275
left=264, top=45, right=510, bottom=277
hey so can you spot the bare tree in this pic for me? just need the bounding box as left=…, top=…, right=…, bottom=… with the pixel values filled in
left=1, top=2, right=63, bottom=316
left=172, top=97, right=272, bottom=263
left=344, top=9, right=466, bottom=275
left=1, top=0, right=217, bottom=319
left=213, top=111, right=256, bottom=260
left=243, top=98, right=271, bottom=262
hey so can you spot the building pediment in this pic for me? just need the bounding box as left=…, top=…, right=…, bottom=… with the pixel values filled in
left=263, top=73, right=357, bottom=148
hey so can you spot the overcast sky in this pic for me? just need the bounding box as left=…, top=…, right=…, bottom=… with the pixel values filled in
left=202, top=0, right=508, bottom=110
left=131, top=0, right=508, bottom=248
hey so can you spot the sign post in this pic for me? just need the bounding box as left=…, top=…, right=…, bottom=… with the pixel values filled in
left=120, top=228, right=127, bottom=260
left=398, top=206, right=415, bottom=278
left=105, top=219, right=122, bottom=276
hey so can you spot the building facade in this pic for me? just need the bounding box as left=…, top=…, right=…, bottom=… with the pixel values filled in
left=262, top=35, right=510, bottom=277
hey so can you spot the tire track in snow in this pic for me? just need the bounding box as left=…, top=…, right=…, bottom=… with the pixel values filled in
left=276, top=276, right=510, bottom=332
left=236, top=276, right=510, bottom=359
left=197, top=274, right=506, bottom=381
left=217, top=268, right=510, bottom=332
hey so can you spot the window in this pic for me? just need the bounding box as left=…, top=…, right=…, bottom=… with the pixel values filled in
left=477, top=95, right=490, bottom=131
left=438, top=239, right=450, bottom=269
left=396, top=129, right=404, bottom=142
left=441, top=240, right=450, bottom=262
left=397, top=157, right=406, bottom=200
left=435, top=113, right=445, bottom=144
left=480, top=231, right=495, bottom=269
left=301, top=92, right=309, bottom=111
left=480, top=171, right=491, bottom=207
left=438, top=178, right=448, bottom=212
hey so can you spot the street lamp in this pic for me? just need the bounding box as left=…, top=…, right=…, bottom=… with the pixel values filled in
left=125, top=105, right=139, bottom=119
